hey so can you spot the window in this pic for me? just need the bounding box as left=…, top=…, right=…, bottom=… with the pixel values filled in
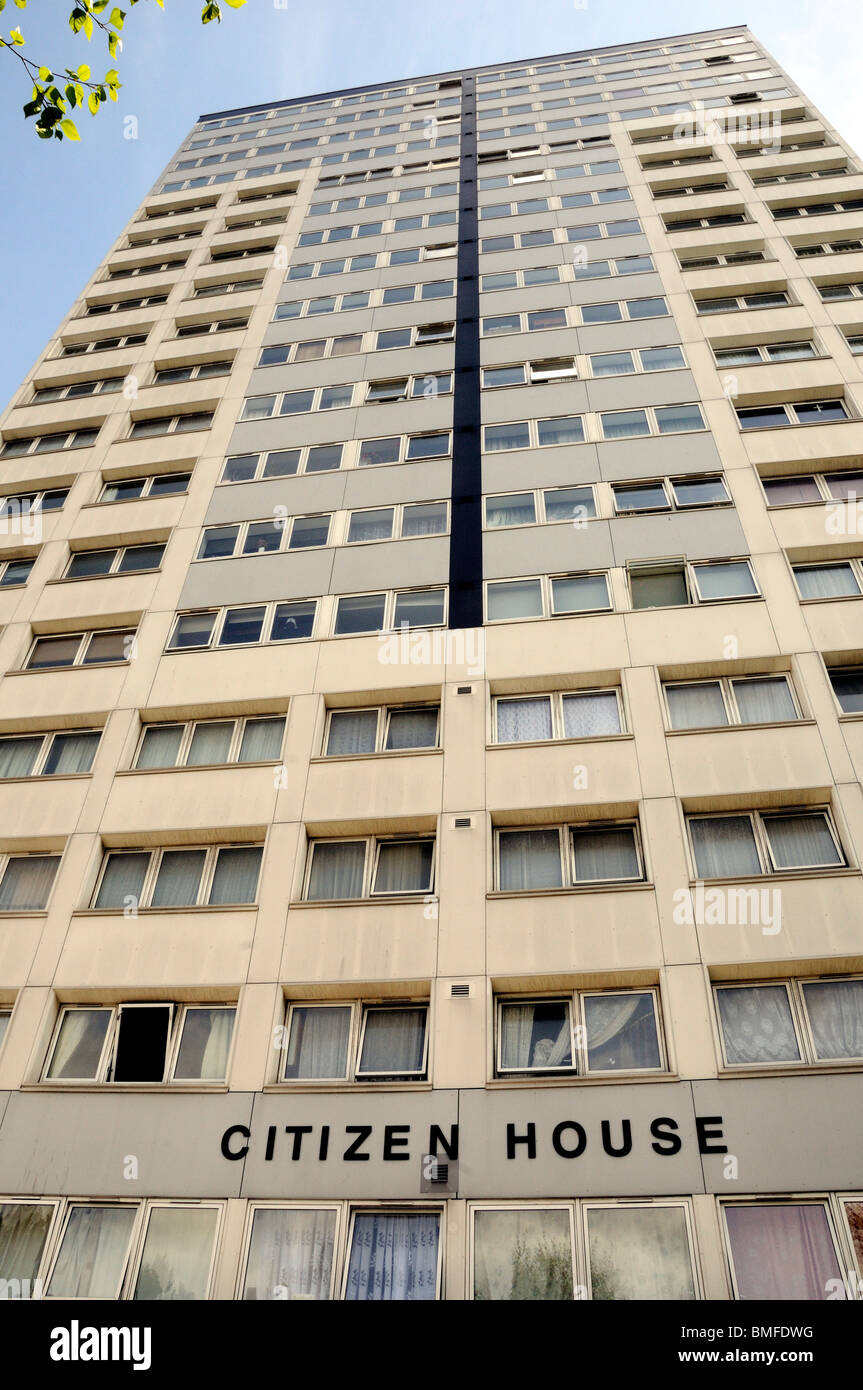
left=153, top=360, right=231, bottom=384
left=37, top=1200, right=221, bottom=1300
left=344, top=1211, right=440, bottom=1300
left=324, top=704, right=439, bottom=755
left=0, top=428, right=98, bottom=459
left=197, top=514, right=331, bottom=559
left=135, top=716, right=285, bottom=768
left=92, top=844, right=263, bottom=909
left=680, top=250, right=765, bottom=268
left=0, top=729, right=101, bottom=778
left=481, top=295, right=668, bottom=336
left=487, top=571, right=611, bottom=622
left=0, top=1010, right=10, bottom=1049
left=44, top=1003, right=236, bottom=1083
left=687, top=808, right=844, bottom=878
left=193, top=277, right=264, bottom=297
left=99, top=472, right=190, bottom=502
left=346, top=502, right=447, bottom=542
left=483, top=417, right=584, bottom=451
left=305, top=836, right=434, bottom=900
left=497, top=988, right=663, bottom=1075
left=0, top=855, right=61, bottom=911
left=31, top=376, right=124, bottom=403
left=0, top=556, right=35, bottom=587
left=602, top=402, right=705, bottom=439
left=129, top=412, right=213, bottom=439
left=86, top=293, right=167, bottom=315
left=628, top=558, right=758, bottom=609
left=496, top=821, right=644, bottom=890
left=664, top=675, right=799, bottom=729
left=495, top=689, right=623, bottom=742
left=714, top=341, right=817, bottom=367
left=485, top=485, right=596, bottom=529
left=736, top=399, right=850, bottom=429
left=175, top=316, right=248, bottom=338
left=283, top=1001, right=429, bottom=1080
left=64, top=543, right=165, bottom=579
left=613, top=474, right=729, bottom=513
left=827, top=665, right=863, bottom=714
left=666, top=213, right=746, bottom=231
left=792, top=238, right=863, bottom=259
left=60, top=332, right=147, bottom=356
left=333, top=588, right=446, bottom=635
left=471, top=1201, right=698, bottom=1301
left=241, top=1206, right=339, bottom=1300
left=714, top=975, right=863, bottom=1067
left=772, top=197, right=863, bottom=220
left=25, top=628, right=136, bottom=670
left=792, top=560, right=863, bottom=600
left=722, top=1202, right=845, bottom=1301
left=695, top=290, right=790, bottom=314
left=0, top=488, right=69, bottom=516
left=167, top=600, right=317, bottom=650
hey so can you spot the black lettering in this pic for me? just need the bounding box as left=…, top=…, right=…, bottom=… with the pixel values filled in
left=650, top=1117, right=682, bottom=1156
left=383, top=1125, right=411, bottom=1161
left=428, top=1124, right=458, bottom=1159
left=284, top=1125, right=313, bottom=1160
left=264, top=1125, right=277, bottom=1162
left=319, top=1125, right=330, bottom=1161
left=601, top=1118, right=632, bottom=1157
left=552, top=1121, right=587, bottom=1158
left=344, top=1125, right=372, bottom=1161
left=696, top=1115, right=727, bottom=1154
left=506, top=1123, right=536, bottom=1160
left=220, top=1124, right=250, bottom=1161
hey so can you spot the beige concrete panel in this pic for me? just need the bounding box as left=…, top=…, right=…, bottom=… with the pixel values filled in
left=696, top=874, right=863, bottom=966
left=435, top=815, right=487, bottom=980
left=147, top=642, right=319, bottom=708
left=279, top=902, right=438, bottom=984
left=663, top=964, right=719, bottom=1080
left=248, top=823, right=302, bottom=984
left=666, top=722, right=833, bottom=800
left=440, top=679, right=486, bottom=814
left=101, top=764, right=279, bottom=837
left=53, top=909, right=258, bottom=990
left=623, top=600, right=778, bottom=670
left=304, top=752, right=443, bottom=825
left=486, top=739, right=640, bottom=814
left=484, top=613, right=630, bottom=682
left=431, top=980, right=487, bottom=1090
left=487, top=888, right=661, bottom=976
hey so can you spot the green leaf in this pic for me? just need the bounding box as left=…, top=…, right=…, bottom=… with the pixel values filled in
left=107, top=29, right=119, bottom=56
left=65, top=83, right=77, bottom=107
left=92, top=0, right=109, bottom=11
left=36, top=126, right=53, bottom=139
left=88, top=89, right=100, bottom=113
left=22, top=98, right=41, bottom=117
left=76, top=62, right=90, bottom=79
left=108, top=5, right=124, bottom=26
left=59, top=118, right=80, bottom=140
left=202, top=2, right=220, bottom=21
left=69, top=7, right=85, bottom=32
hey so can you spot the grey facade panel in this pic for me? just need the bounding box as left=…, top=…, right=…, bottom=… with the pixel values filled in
left=484, top=518, right=614, bottom=579
left=330, top=536, right=450, bottom=593
left=482, top=442, right=601, bottom=493
left=596, top=432, right=724, bottom=480
left=178, top=549, right=335, bottom=608
left=608, top=506, right=749, bottom=566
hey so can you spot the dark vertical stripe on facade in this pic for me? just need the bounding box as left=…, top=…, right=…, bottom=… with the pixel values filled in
left=448, top=74, right=483, bottom=630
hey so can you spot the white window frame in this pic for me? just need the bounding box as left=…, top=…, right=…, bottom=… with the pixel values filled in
left=345, top=501, right=449, bottom=544
left=0, top=429, right=98, bottom=459
left=494, top=819, right=645, bottom=889
left=303, top=835, right=436, bottom=901
left=719, top=1197, right=848, bottom=1302
left=736, top=398, right=851, bottom=429
left=323, top=703, right=440, bottom=756
left=332, top=586, right=447, bottom=636
left=98, top=472, right=191, bottom=502
left=90, top=843, right=264, bottom=910
left=627, top=557, right=760, bottom=609
left=792, top=558, right=863, bottom=599
left=339, top=1205, right=444, bottom=1300
left=197, top=513, right=331, bottom=560
left=686, top=806, right=846, bottom=879
left=236, top=1202, right=344, bottom=1300
left=24, top=628, right=136, bottom=670
left=128, top=411, right=214, bottom=439
left=493, top=688, right=624, bottom=743
left=42, top=1001, right=237, bottom=1084
left=166, top=599, right=318, bottom=651
left=0, top=728, right=102, bottom=778
left=581, top=1199, right=701, bottom=1301
left=495, top=985, right=665, bottom=1076
left=63, top=543, right=165, bottom=580
left=484, top=484, right=597, bottom=529
left=662, top=673, right=800, bottom=729
left=133, top=715, right=286, bottom=769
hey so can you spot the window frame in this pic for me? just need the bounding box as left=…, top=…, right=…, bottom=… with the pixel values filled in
left=303, top=834, right=436, bottom=902
left=686, top=805, right=846, bottom=880
left=0, top=728, right=102, bottom=779
left=713, top=974, right=863, bottom=1071
left=323, top=703, right=441, bottom=756
left=166, top=599, right=318, bottom=651
left=495, top=984, right=665, bottom=1077
left=42, top=1001, right=238, bottom=1085
left=494, top=819, right=646, bottom=891
left=493, top=688, right=625, bottom=743
left=133, top=715, right=286, bottom=769
left=24, top=627, right=136, bottom=671
left=662, top=673, right=801, bottom=730
left=90, top=843, right=264, bottom=910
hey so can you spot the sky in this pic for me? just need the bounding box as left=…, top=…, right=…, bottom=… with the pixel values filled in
left=1, top=0, right=862, bottom=405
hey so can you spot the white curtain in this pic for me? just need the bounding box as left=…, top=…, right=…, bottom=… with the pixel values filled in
left=499, top=830, right=562, bottom=891
left=725, top=1205, right=843, bottom=1300
left=765, top=814, right=841, bottom=869
left=473, top=1209, right=573, bottom=1300
left=587, top=1207, right=696, bottom=1300
left=602, top=410, right=649, bottom=439
left=285, top=1006, right=351, bottom=1079
left=486, top=495, right=536, bottom=527
left=0, top=855, right=60, bottom=910
left=243, top=1208, right=336, bottom=1300
left=358, top=1009, right=426, bottom=1074
left=137, top=726, right=184, bottom=769
left=344, top=1213, right=440, bottom=1300
left=385, top=708, right=438, bottom=750
left=132, top=1207, right=217, bottom=1300
left=209, top=847, right=263, bottom=904
left=545, top=487, right=595, bottom=522
left=308, top=842, right=365, bottom=899
left=174, top=1007, right=236, bottom=1081
left=716, top=986, right=800, bottom=1064
left=238, top=718, right=284, bottom=762
left=402, top=504, right=446, bottom=537
left=151, top=850, right=206, bottom=907
left=47, top=1009, right=111, bottom=1079
left=666, top=683, right=728, bottom=730
left=572, top=827, right=638, bottom=882
left=801, top=980, right=863, bottom=1059
left=94, top=852, right=149, bottom=908
left=689, top=816, right=761, bottom=878
left=584, top=993, right=660, bottom=1070
left=349, top=509, right=394, bottom=542
left=795, top=564, right=859, bottom=599
left=537, top=418, right=584, bottom=446
left=47, top=1206, right=137, bottom=1298
left=500, top=1003, right=572, bottom=1070
left=732, top=677, right=795, bottom=723
left=562, top=693, right=620, bottom=737
left=326, top=712, right=378, bottom=756
left=0, top=736, right=42, bottom=777
left=497, top=698, right=553, bottom=743
left=0, top=1202, right=53, bottom=1283
left=44, top=732, right=101, bottom=774
left=374, top=841, right=432, bottom=893
left=187, top=722, right=234, bottom=766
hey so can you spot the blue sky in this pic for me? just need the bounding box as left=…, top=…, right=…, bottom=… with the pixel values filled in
left=1, top=0, right=862, bottom=405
